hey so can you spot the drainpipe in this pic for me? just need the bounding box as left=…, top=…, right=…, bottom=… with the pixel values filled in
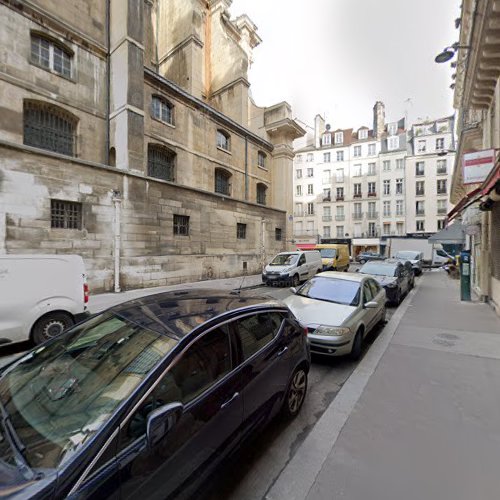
left=244, top=136, right=249, bottom=200
left=112, top=190, right=122, bottom=292
left=105, top=0, right=111, bottom=165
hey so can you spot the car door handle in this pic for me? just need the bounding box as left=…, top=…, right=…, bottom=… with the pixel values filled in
left=221, top=392, right=239, bottom=410
left=277, top=346, right=288, bottom=357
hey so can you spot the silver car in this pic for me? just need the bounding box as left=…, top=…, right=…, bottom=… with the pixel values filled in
left=283, top=272, right=386, bottom=360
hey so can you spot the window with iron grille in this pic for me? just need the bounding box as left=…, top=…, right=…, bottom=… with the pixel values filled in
left=173, top=215, right=189, bottom=236
left=151, top=96, right=174, bottom=125
left=51, top=200, right=82, bottom=230
left=257, top=184, right=267, bottom=205
left=215, top=168, right=231, bottom=195
left=24, top=101, right=76, bottom=156
left=237, top=223, right=247, bottom=239
left=258, top=151, right=266, bottom=169
left=217, top=129, right=230, bottom=151
left=31, top=34, right=72, bottom=78
left=147, top=144, right=175, bottom=181
left=275, top=228, right=282, bottom=241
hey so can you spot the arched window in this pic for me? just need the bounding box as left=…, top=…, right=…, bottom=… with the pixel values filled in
left=257, top=151, right=266, bottom=169
left=23, top=100, right=77, bottom=156
left=215, top=168, right=231, bottom=196
left=257, top=183, right=267, bottom=205
left=151, top=96, right=174, bottom=125
left=31, top=32, right=73, bottom=78
left=216, top=129, right=230, bottom=151
left=147, top=144, right=175, bottom=182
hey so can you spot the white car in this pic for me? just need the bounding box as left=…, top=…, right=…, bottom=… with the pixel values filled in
left=284, top=272, right=386, bottom=359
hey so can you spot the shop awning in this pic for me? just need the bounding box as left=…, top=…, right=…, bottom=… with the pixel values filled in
left=447, top=187, right=482, bottom=222
left=428, top=222, right=465, bottom=244
left=481, top=161, right=500, bottom=195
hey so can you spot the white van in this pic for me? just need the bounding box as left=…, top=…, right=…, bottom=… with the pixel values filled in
left=262, top=250, right=322, bottom=286
left=0, top=254, right=89, bottom=344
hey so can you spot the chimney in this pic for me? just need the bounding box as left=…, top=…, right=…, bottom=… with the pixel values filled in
left=373, top=101, right=386, bottom=139
left=314, top=114, right=325, bottom=148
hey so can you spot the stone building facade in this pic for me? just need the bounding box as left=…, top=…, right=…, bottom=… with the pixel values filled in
left=0, top=0, right=304, bottom=292
left=292, top=102, right=454, bottom=256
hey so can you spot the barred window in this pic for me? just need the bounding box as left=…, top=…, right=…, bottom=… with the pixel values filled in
left=31, top=34, right=72, bottom=78
left=258, top=151, right=266, bottom=169
left=237, top=223, right=246, bottom=239
left=151, top=96, right=174, bottom=125
left=275, top=228, right=282, bottom=241
left=173, top=215, right=189, bottom=236
left=51, top=200, right=82, bottom=229
left=257, top=183, right=267, bottom=205
left=215, top=168, right=231, bottom=196
left=147, top=144, right=175, bottom=182
left=217, top=129, right=230, bottom=151
left=24, top=101, right=77, bottom=156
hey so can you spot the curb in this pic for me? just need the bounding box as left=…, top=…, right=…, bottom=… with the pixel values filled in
left=265, top=278, right=422, bottom=500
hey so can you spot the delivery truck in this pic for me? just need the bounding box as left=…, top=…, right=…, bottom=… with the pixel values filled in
left=386, top=238, right=454, bottom=267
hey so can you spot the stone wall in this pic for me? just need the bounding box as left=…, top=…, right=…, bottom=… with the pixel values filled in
left=0, top=143, right=287, bottom=292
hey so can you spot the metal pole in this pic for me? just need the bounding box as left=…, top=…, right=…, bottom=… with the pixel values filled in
left=112, top=193, right=122, bottom=293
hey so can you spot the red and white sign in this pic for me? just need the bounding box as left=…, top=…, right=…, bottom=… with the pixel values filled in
left=463, top=149, right=496, bottom=185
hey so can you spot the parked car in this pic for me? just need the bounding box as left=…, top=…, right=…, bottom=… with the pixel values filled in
left=358, top=260, right=412, bottom=305
left=401, top=260, right=416, bottom=289
left=262, top=250, right=322, bottom=287
left=355, top=252, right=385, bottom=264
left=0, top=254, right=90, bottom=345
left=393, top=250, right=424, bottom=275
left=316, top=244, right=350, bottom=271
left=0, top=289, right=309, bottom=499
left=284, top=272, right=386, bottom=360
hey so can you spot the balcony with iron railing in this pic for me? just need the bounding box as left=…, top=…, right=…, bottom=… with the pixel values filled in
left=352, top=212, right=363, bottom=220
left=367, top=192, right=377, bottom=197
left=416, top=210, right=425, bottom=216
left=437, top=207, right=447, bottom=215
left=367, top=211, right=379, bottom=220
left=336, top=195, right=345, bottom=201
left=335, top=215, right=345, bottom=221
left=416, top=190, right=425, bottom=197
left=437, top=168, right=448, bottom=176
left=353, top=193, right=362, bottom=199
left=437, top=189, right=447, bottom=195
left=383, top=212, right=392, bottom=218
left=322, top=215, right=332, bottom=222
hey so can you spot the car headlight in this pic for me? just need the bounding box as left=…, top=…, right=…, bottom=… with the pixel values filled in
left=262, top=270, right=267, bottom=275
left=314, top=326, right=351, bottom=336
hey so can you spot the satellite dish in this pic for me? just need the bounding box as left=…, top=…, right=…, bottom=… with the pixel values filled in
left=325, top=124, right=331, bottom=130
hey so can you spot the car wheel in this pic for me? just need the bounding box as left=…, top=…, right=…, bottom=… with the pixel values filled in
left=292, top=274, right=300, bottom=287
left=350, top=328, right=364, bottom=361
left=32, top=312, right=74, bottom=344
left=359, top=259, right=366, bottom=264
left=281, top=367, right=308, bottom=419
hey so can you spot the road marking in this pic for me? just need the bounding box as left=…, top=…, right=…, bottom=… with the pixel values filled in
left=265, top=276, right=422, bottom=500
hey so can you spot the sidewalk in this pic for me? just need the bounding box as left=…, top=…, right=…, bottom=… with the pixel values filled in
left=88, top=274, right=263, bottom=313
left=267, top=271, right=500, bottom=500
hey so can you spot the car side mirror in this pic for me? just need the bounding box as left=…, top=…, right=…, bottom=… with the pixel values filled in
left=364, top=301, right=378, bottom=309
left=290, top=287, right=297, bottom=294
left=146, top=402, right=183, bottom=449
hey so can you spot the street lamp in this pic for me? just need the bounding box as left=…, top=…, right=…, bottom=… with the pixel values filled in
left=434, top=43, right=470, bottom=63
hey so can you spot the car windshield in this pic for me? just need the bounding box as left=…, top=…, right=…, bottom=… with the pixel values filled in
left=319, top=249, right=336, bottom=258
left=270, top=254, right=298, bottom=266
left=297, top=277, right=360, bottom=306
left=0, top=313, right=176, bottom=471
left=395, top=251, right=420, bottom=260
left=360, top=263, right=397, bottom=277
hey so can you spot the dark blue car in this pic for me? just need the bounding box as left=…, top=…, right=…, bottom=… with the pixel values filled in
left=0, top=290, right=310, bottom=499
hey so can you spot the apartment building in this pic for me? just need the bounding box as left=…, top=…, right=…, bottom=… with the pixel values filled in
left=292, top=102, right=455, bottom=255
left=0, top=0, right=304, bottom=292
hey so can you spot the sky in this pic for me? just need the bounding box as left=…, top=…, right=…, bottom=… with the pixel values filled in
left=230, top=0, right=461, bottom=134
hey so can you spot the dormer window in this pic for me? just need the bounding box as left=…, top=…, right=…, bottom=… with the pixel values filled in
left=388, top=123, right=398, bottom=136
left=358, top=128, right=368, bottom=140
left=322, top=133, right=331, bottom=146
left=31, top=33, right=72, bottom=78
left=334, top=132, right=344, bottom=144
left=388, top=136, right=400, bottom=150
left=217, top=129, right=231, bottom=151
left=151, top=96, right=174, bottom=125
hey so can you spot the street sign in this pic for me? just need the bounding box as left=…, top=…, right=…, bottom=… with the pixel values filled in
left=463, top=149, right=496, bottom=185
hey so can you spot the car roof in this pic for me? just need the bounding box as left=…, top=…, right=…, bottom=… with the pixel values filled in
left=315, top=271, right=366, bottom=282
left=364, top=259, right=400, bottom=267
left=108, top=289, right=284, bottom=340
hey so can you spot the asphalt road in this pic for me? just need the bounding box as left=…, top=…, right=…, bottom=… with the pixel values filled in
left=203, top=280, right=399, bottom=500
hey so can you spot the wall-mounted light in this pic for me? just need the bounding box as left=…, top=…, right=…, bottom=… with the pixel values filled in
left=450, top=83, right=456, bottom=90
left=435, top=44, right=470, bottom=63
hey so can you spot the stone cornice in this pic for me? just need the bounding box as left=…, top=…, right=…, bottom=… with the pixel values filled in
left=158, top=35, right=204, bottom=66
left=265, top=118, right=306, bottom=141
left=210, top=77, right=250, bottom=98
left=144, top=67, right=274, bottom=152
